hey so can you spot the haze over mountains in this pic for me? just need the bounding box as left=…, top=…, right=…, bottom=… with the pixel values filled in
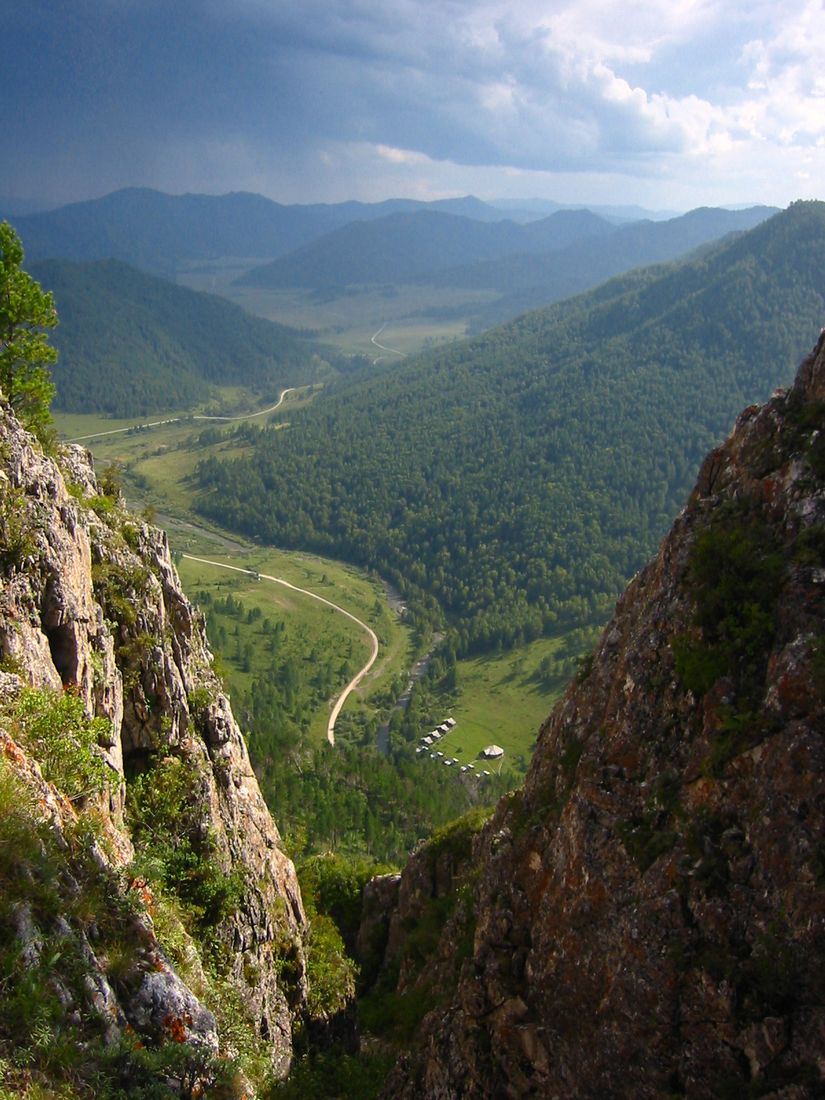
left=7, top=187, right=780, bottom=382
left=237, top=205, right=774, bottom=292
left=4, top=189, right=546, bottom=275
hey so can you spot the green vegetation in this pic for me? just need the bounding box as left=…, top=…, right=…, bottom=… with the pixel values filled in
left=0, top=483, right=39, bottom=569
left=0, top=719, right=249, bottom=1099
left=195, top=203, right=825, bottom=658
left=269, top=1049, right=394, bottom=1100
left=127, top=754, right=245, bottom=931
left=11, top=687, right=112, bottom=801
left=673, top=498, right=784, bottom=773
left=33, top=257, right=345, bottom=417
left=0, top=221, right=57, bottom=441
left=298, top=854, right=394, bottom=955
left=173, top=550, right=514, bottom=863
left=358, top=805, right=489, bottom=1047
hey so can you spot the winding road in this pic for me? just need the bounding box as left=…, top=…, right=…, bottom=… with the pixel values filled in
left=181, top=553, right=378, bottom=746
left=370, top=323, right=405, bottom=364
left=66, top=388, right=296, bottom=443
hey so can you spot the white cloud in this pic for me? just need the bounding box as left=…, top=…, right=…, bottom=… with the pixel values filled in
left=3, top=0, right=825, bottom=208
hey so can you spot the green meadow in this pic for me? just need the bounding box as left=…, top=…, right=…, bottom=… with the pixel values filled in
left=54, top=397, right=575, bottom=775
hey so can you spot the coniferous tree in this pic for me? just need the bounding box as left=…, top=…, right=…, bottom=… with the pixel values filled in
left=0, top=222, right=57, bottom=440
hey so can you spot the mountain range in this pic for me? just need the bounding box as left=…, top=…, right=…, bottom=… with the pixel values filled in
left=6, top=188, right=521, bottom=274
left=237, top=205, right=777, bottom=327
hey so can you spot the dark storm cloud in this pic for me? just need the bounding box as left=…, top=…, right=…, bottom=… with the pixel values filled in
left=2, top=1, right=823, bottom=207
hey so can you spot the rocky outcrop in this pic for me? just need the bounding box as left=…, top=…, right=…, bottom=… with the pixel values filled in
left=0, top=399, right=308, bottom=1083
left=386, top=335, right=825, bottom=1098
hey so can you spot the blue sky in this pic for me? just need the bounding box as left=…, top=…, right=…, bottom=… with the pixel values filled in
left=3, top=0, right=824, bottom=210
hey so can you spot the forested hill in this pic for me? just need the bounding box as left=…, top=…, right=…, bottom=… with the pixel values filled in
left=195, top=201, right=825, bottom=654
left=237, top=205, right=773, bottom=300
left=439, top=204, right=778, bottom=328
left=235, top=208, right=615, bottom=289
left=9, top=187, right=511, bottom=274
left=33, top=257, right=337, bottom=417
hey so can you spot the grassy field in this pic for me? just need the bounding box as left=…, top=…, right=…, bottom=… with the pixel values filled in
left=176, top=550, right=412, bottom=742
left=412, top=634, right=575, bottom=780
left=176, top=263, right=499, bottom=359
left=53, top=393, right=583, bottom=773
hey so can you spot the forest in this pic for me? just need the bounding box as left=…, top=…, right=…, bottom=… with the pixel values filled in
left=32, top=257, right=348, bottom=417
left=190, top=584, right=514, bottom=863
left=195, top=202, right=825, bottom=657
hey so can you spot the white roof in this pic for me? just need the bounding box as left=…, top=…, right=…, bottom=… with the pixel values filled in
left=482, top=744, right=505, bottom=759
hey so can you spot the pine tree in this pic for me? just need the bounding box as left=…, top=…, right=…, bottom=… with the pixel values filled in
left=0, top=222, right=57, bottom=440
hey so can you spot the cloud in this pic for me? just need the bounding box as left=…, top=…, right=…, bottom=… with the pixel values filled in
left=1, top=0, right=824, bottom=207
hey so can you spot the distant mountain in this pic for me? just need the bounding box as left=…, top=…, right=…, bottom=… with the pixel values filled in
left=236, top=208, right=616, bottom=289
left=195, top=202, right=825, bottom=655
left=431, top=204, right=779, bottom=325
left=34, top=258, right=335, bottom=417
left=236, top=205, right=777, bottom=327
left=10, top=189, right=511, bottom=275
left=489, top=197, right=680, bottom=222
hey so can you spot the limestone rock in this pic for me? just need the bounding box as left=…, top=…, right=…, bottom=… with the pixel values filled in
left=0, top=400, right=308, bottom=1080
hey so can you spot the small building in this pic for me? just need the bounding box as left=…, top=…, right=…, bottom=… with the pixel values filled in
left=481, top=744, right=505, bottom=760
left=444, top=717, right=456, bottom=729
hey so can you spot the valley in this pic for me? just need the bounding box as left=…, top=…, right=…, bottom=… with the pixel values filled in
left=53, top=387, right=565, bottom=859
left=5, top=3, right=825, bottom=1094
left=49, top=198, right=825, bottom=864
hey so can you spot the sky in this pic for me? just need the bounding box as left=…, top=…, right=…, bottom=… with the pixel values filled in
left=3, top=0, right=824, bottom=212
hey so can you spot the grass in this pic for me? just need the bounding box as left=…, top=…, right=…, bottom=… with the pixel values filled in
left=174, top=269, right=500, bottom=359
left=177, top=551, right=412, bottom=742
left=419, top=635, right=572, bottom=777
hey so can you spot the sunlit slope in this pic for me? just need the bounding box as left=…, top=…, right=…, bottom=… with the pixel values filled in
left=195, top=202, right=825, bottom=654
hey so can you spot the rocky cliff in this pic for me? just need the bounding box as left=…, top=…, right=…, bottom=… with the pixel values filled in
left=0, top=397, right=308, bottom=1095
left=384, top=335, right=825, bottom=1098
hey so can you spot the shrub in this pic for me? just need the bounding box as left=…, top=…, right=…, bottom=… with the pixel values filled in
left=676, top=500, right=782, bottom=708
left=10, top=687, right=112, bottom=801
left=127, top=754, right=245, bottom=929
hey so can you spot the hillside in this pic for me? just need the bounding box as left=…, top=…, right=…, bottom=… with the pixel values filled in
left=8, top=188, right=511, bottom=274
left=194, top=201, right=825, bottom=655
left=0, top=396, right=320, bottom=1095
left=437, top=204, right=778, bottom=326
left=236, top=208, right=615, bottom=289
left=236, top=206, right=773, bottom=314
left=32, top=257, right=337, bottom=417
left=378, top=327, right=825, bottom=1099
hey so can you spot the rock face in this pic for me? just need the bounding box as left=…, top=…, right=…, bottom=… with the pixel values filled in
left=386, top=335, right=825, bottom=1098
left=0, top=399, right=307, bottom=1079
